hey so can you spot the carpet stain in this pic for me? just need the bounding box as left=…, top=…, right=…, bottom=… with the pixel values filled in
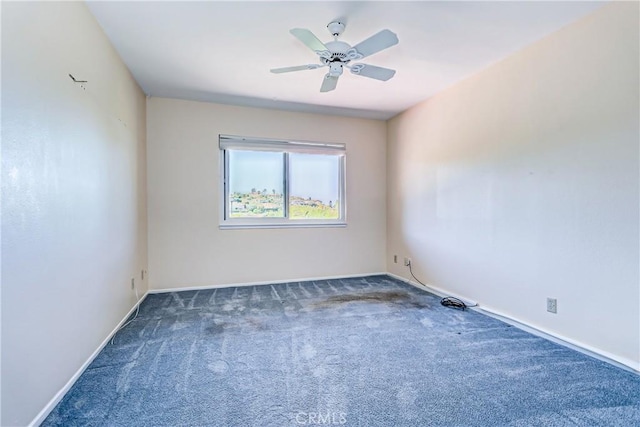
left=312, top=291, right=428, bottom=309
left=205, top=323, right=227, bottom=335
left=245, top=317, right=267, bottom=330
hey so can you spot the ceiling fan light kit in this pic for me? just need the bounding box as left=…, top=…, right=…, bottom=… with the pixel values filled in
left=271, top=21, right=399, bottom=92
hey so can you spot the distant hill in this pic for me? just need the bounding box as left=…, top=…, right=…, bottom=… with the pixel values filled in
left=230, top=191, right=338, bottom=219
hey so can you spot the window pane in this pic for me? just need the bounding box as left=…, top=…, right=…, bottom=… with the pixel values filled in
left=289, top=153, right=340, bottom=219
left=228, top=150, right=284, bottom=218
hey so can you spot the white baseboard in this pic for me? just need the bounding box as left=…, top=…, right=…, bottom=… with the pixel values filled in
left=148, top=271, right=389, bottom=294
left=28, top=291, right=149, bottom=427
left=477, top=305, right=639, bottom=374
left=388, top=272, right=639, bottom=374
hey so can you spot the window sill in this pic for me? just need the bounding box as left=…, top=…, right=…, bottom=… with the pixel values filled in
left=219, top=222, right=347, bottom=230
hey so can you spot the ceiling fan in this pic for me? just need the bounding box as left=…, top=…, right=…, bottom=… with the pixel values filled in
left=271, top=21, right=399, bottom=93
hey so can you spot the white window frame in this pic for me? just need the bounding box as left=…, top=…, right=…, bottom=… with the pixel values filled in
left=219, top=134, right=347, bottom=229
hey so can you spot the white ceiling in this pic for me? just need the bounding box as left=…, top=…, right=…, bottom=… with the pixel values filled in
left=86, top=1, right=606, bottom=120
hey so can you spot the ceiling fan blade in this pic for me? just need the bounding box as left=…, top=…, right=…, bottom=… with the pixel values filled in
left=271, top=64, right=322, bottom=74
left=352, top=29, right=398, bottom=59
left=350, top=64, right=396, bottom=81
left=290, top=28, right=328, bottom=52
left=320, top=74, right=339, bottom=92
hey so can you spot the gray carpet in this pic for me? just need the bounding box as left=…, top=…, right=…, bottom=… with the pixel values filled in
left=43, top=275, right=640, bottom=426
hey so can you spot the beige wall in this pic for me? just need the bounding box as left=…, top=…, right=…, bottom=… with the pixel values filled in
left=387, top=2, right=639, bottom=369
left=1, top=2, right=148, bottom=425
left=147, top=98, right=386, bottom=290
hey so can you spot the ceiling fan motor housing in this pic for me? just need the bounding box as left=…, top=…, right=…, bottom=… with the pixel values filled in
left=322, top=40, right=352, bottom=64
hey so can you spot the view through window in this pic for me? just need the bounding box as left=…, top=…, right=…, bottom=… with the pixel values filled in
left=221, top=135, right=345, bottom=227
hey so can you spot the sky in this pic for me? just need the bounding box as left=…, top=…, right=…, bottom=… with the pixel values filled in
left=229, top=151, right=340, bottom=204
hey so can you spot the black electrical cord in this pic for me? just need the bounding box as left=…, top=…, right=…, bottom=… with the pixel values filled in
left=408, top=261, right=428, bottom=287
left=407, top=260, right=477, bottom=310
left=440, top=296, right=469, bottom=310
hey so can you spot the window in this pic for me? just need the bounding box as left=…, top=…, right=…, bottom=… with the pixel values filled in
left=219, top=135, right=346, bottom=228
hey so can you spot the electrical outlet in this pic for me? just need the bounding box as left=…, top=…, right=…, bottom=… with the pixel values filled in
left=131, top=278, right=135, bottom=290
left=393, top=255, right=398, bottom=264
left=404, top=257, right=411, bottom=267
left=547, top=298, right=557, bottom=314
